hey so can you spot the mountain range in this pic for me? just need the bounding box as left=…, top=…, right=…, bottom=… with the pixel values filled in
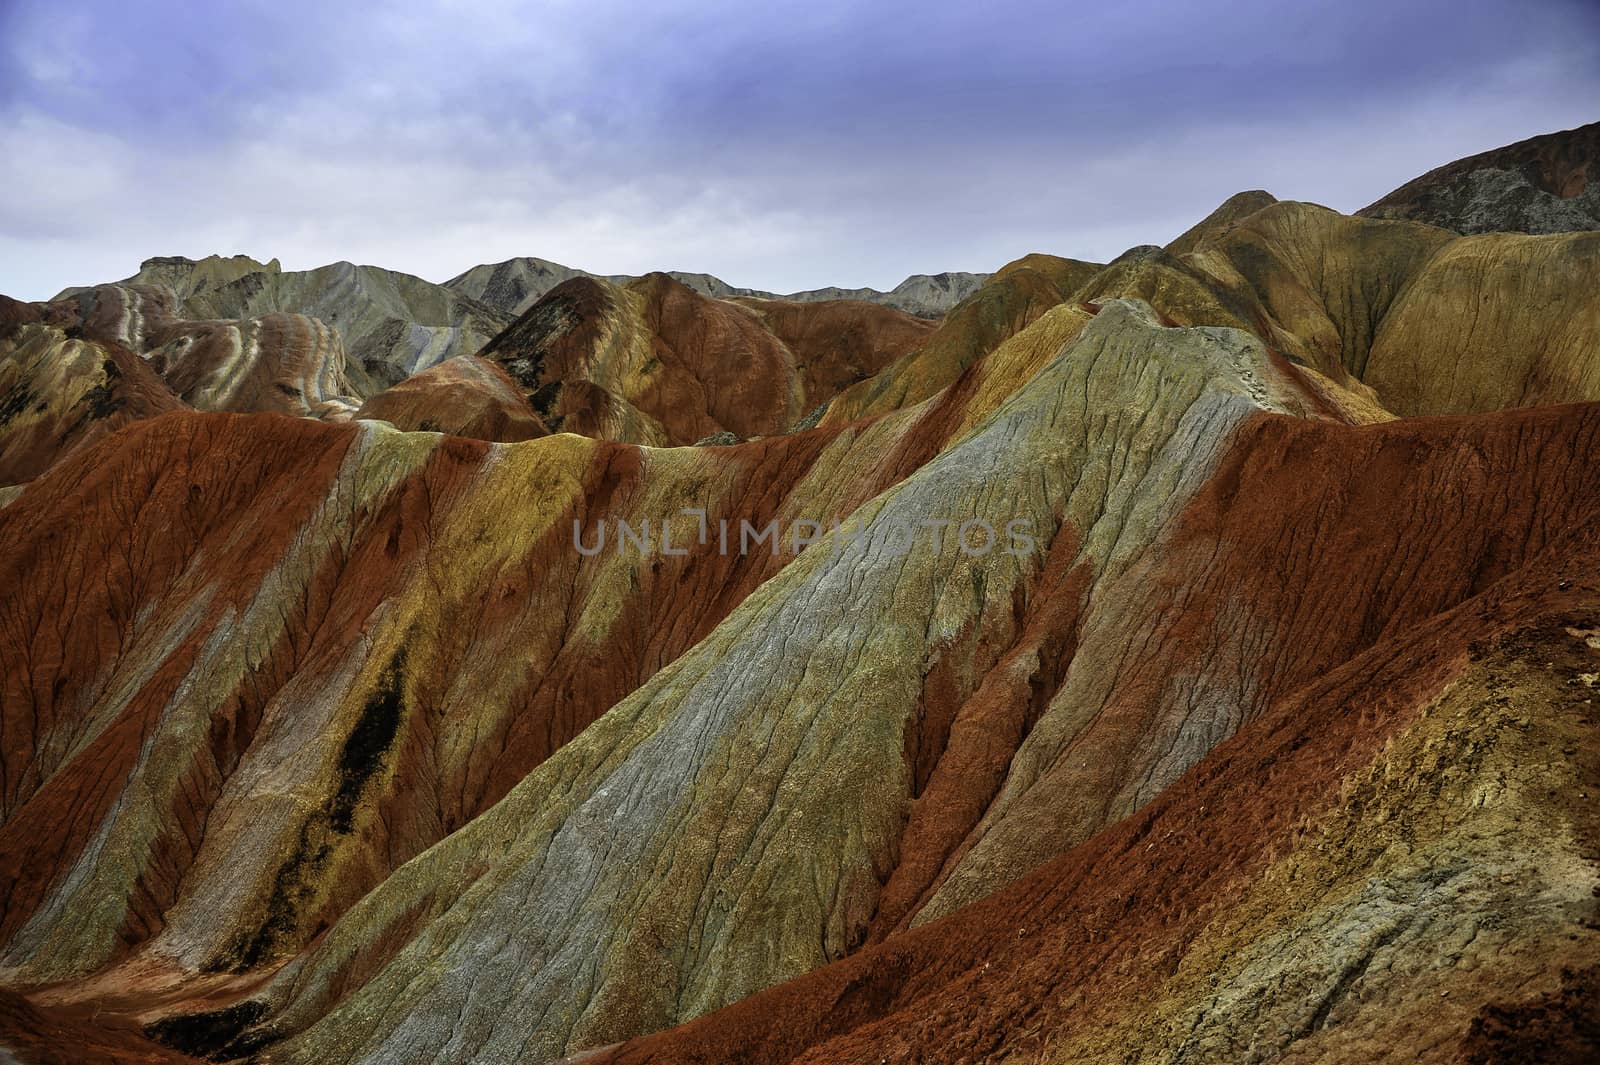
left=0, top=120, right=1597, bottom=1065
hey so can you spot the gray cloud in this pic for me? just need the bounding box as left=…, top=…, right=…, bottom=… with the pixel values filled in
left=1, top=0, right=1596, bottom=301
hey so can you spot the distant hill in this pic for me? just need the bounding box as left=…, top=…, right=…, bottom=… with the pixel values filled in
left=60, top=255, right=513, bottom=395
left=446, top=256, right=987, bottom=319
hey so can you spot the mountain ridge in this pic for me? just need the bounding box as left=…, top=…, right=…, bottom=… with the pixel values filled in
left=2, top=121, right=1598, bottom=1065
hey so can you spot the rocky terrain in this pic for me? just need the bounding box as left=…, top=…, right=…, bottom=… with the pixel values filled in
left=477, top=272, right=937, bottom=445
left=0, top=124, right=1597, bottom=1065
left=1360, top=119, right=1600, bottom=234
left=446, top=258, right=986, bottom=320
left=63, top=258, right=513, bottom=397
left=353, top=356, right=547, bottom=443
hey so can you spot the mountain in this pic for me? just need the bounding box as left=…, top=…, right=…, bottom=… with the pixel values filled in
left=763, top=271, right=989, bottom=319
left=601, top=536, right=1600, bottom=1064
left=0, top=295, right=183, bottom=486
left=722, top=294, right=936, bottom=410
left=68, top=256, right=515, bottom=396
left=2, top=131, right=1599, bottom=1065
left=64, top=253, right=284, bottom=303
left=447, top=256, right=987, bottom=319
left=0, top=284, right=357, bottom=487
left=1359, top=120, right=1600, bottom=234
left=51, top=254, right=981, bottom=411
left=144, top=313, right=357, bottom=420
left=440, top=255, right=606, bottom=317
left=815, top=252, right=1103, bottom=426
left=477, top=272, right=932, bottom=445
left=1164, top=188, right=1278, bottom=254
left=2, top=293, right=1595, bottom=1063
left=802, top=197, right=1599, bottom=427
left=353, top=355, right=547, bottom=441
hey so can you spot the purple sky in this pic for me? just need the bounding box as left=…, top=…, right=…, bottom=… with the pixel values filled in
left=1, top=0, right=1597, bottom=301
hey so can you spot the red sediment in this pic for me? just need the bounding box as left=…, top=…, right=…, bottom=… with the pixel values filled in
left=0, top=987, right=198, bottom=1064
left=873, top=522, right=1091, bottom=942
left=0, top=331, right=185, bottom=485
left=593, top=400, right=1600, bottom=1064
left=728, top=296, right=935, bottom=405
left=353, top=356, right=547, bottom=441
left=0, top=413, right=361, bottom=950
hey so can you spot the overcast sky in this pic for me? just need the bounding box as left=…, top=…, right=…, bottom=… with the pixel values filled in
left=1, top=0, right=1597, bottom=301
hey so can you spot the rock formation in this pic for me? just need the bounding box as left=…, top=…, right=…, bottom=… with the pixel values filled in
left=0, top=297, right=183, bottom=486
left=815, top=253, right=1102, bottom=426
left=1359, top=120, right=1600, bottom=234
left=449, top=258, right=987, bottom=320
left=922, top=196, right=1600, bottom=421
left=69, top=258, right=514, bottom=396
left=763, top=271, right=989, bottom=319
left=442, top=256, right=603, bottom=318
left=600, top=553, right=1600, bottom=1065
left=2, top=127, right=1598, bottom=1065
left=0, top=284, right=363, bottom=484
left=1164, top=188, right=1279, bottom=255
left=61, top=254, right=284, bottom=304
left=354, top=356, right=547, bottom=441
left=145, top=313, right=358, bottom=419
left=722, top=296, right=936, bottom=411
left=478, top=272, right=931, bottom=445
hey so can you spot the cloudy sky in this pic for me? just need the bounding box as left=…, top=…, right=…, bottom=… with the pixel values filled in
left=1, top=0, right=1597, bottom=301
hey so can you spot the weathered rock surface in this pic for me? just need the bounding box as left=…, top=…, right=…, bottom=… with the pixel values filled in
left=1360, top=120, right=1600, bottom=234
left=1360, top=229, right=1600, bottom=413
left=8, top=288, right=1592, bottom=1064
left=0, top=369, right=984, bottom=1004
left=723, top=296, right=936, bottom=410
left=4, top=136, right=1600, bottom=1065
left=479, top=272, right=930, bottom=445
left=230, top=308, right=1598, bottom=1064
left=0, top=285, right=363, bottom=482
left=178, top=263, right=512, bottom=397
left=353, top=355, right=547, bottom=441
left=1032, top=198, right=1600, bottom=418
left=68, top=258, right=514, bottom=396
left=0, top=298, right=183, bottom=485
left=145, top=313, right=358, bottom=419
left=599, top=552, right=1600, bottom=1065
left=448, top=258, right=987, bottom=320
left=816, top=252, right=1102, bottom=426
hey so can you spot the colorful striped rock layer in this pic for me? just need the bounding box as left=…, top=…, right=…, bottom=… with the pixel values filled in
left=2, top=126, right=1598, bottom=1065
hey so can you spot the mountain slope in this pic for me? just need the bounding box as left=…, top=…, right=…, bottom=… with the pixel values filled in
left=3, top=144, right=1599, bottom=1065
left=1, top=283, right=364, bottom=485
left=0, top=297, right=183, bottom=486
left=174, top=302, right=1365, bottom=1063
left=6, top=296, right=1583, bottom=1064
left=68, top=258, right=514, bottom=397
left=234, top=308, right=1596, bottom=1064
left=478, top=273, right=932, bottom=445
left=180, top=262, right=511, bottom=396
left=60, top=255, right=285, bottom=304
left=599, top=540, right=1600, bottom=1064
left=353, top=355, right=548, bottom=441
left=815, top=253, right=1103, bottom=426
left=447, top=257, right=987, bottom=320
left=1164, top=188, right=1279, bottom=255
left=1359, top=120, right=1600, bottom=234
left=145, top=313, right=357, bottom=419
